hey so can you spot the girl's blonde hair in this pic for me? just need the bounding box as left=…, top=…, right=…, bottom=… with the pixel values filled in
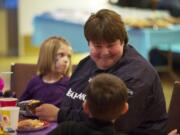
left=37, top=36, right=72, bottom=76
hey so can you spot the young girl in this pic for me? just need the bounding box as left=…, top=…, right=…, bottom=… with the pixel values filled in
left=19, top=36, right=72, bottom=107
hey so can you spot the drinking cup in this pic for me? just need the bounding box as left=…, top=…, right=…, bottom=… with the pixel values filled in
left=0, top=106, right=20, bottom=132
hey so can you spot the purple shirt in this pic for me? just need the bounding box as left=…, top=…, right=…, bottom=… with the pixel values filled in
left=19, top=75, right=69, bottom=107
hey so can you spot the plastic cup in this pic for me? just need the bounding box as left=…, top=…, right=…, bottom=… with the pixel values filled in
left=0, top=106, right=20, bottom=132
left=0, top=98, right=17, bottom=107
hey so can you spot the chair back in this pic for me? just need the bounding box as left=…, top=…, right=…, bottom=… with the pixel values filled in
left=167, top=81, right=180, bottom=132
left=10, top=63, right=37, bottom=99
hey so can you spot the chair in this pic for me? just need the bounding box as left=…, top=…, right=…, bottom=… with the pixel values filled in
left=10, top=63, right=37, bottom=99
left=154, top=50, right=179, bottom=81
left=167, top=81, right=180, bottom=132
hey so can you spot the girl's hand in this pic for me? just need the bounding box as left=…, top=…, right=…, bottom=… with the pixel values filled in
left=35, top=103, right=60, bottom=122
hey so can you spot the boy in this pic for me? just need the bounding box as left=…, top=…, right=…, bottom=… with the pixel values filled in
left=48, top=73, right=128, bottom=135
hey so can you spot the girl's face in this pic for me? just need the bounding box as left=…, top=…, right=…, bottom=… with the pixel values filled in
left=54, top=44, right=71, bottom=75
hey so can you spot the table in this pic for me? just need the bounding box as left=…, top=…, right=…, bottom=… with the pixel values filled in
left=32, top=9, right=180, bottom=60
left=127, top=25, right=180, bottom=59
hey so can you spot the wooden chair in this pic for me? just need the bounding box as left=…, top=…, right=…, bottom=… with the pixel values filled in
left=167, top=81, right=180, bottom=132
left=154, top=50, right=179, bottom=81
left=10, top=63, right=76, bottom=99
left=10, top=63, right=37, bottom=99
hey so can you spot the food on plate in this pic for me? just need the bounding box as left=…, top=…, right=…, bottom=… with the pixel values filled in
left=153, top=19, right=172, bottom=28
left=18, top=119, right=46, bottom=130
left=164, top=16, right=180, bottom=24
left=124, top=16, right=180, bottom=28
left=124, top=18, right=153, bottom=28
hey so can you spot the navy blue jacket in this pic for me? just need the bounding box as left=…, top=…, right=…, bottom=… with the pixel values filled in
left=48, top=118, right=126, bottom=135
left=58, top=45, right=167, bottom=135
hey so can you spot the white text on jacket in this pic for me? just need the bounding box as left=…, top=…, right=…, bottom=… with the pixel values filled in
left=66, top=88, right=86, bottom=101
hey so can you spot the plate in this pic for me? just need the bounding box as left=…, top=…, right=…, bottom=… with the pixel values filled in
left=17, top=119, right=49, bottom=132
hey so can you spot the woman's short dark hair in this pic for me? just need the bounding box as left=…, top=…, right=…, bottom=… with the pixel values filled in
left=86, top=73, right=128, bottom=121
left=84, top=9, right=128, bottom=45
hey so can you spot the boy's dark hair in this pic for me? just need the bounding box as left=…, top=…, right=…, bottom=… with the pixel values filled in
left=86, top=73, right=128, bottom=121
left=84, top=9, right=128, bottom=45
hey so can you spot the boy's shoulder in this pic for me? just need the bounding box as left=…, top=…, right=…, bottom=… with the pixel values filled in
left=50, top=120, right=127, bottom=135
left=49, top=121, right=85, bottom=135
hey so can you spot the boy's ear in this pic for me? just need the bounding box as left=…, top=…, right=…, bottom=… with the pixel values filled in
left=121, top=102, right=129, bottom=115
left=82, top=100, right=91, bottom=115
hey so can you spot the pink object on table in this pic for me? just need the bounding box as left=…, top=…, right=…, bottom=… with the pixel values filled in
left=0, top=77, right=4, bottom=91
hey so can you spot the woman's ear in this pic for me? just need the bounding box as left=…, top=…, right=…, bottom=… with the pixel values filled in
left=121, top=40, right=124, bottom=46
left=82, top=100, right=91, bottom=116
left=121, top=102, right=129, bottom=115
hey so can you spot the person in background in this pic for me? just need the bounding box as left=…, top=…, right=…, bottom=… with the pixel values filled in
left=19, top=36, right=72, bottom=107
left=157, top=0, right=180, bottom=17
left=36, top=9, right=167, bottom=135
left=48, top=73, right=128, bottom=135
left=109, top=0, right=158, bottom=9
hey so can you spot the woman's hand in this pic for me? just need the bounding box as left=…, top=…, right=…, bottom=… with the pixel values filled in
left=35, top=103, right=60, bottom=122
